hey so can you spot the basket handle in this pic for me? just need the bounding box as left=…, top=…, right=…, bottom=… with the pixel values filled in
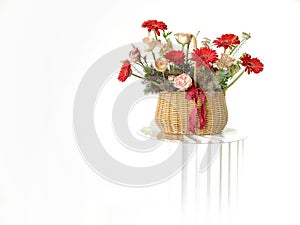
left=191, top=35, right=198, bottom=87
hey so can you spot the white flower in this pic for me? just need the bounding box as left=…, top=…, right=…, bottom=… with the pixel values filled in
left=174, top=33, right=193, bottom=45
left=143, top=37, right=158, bottom=52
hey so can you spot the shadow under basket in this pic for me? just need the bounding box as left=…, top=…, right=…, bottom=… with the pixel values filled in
left=155, top=91, right=228, bottom=135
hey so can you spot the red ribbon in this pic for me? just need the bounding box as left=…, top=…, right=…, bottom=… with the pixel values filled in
left=186, top=85, right=207, bottom=133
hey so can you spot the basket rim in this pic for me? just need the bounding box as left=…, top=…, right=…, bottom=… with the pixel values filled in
left=158, top=90, right=225, bottom=95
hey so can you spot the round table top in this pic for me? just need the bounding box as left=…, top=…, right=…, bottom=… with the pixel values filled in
left=138, top=122, right=247, bottom=144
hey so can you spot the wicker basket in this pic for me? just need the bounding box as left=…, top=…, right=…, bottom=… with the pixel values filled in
left=154, top=91, right=228, bottom=135
left=154, top=35, right=228, bottom=135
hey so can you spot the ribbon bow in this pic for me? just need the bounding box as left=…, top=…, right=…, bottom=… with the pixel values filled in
left=186, top=85, right=207, bottom=134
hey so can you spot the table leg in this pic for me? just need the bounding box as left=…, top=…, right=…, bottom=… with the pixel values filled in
left=219, top=144, right=223, bottom=212
left=228, top=143, right=231, bottom=208
left=236, top=141, right=240, bottom=205
left=195, top=145, right=200, bottom=225
left=181, top=143, right=188, bottom=217
left=207, top=144, right=211, bottom=210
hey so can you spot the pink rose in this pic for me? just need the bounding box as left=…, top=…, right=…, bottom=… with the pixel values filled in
left=173, top=73, right=193, bottom=91
left=129, top=48, right=141, bottom=62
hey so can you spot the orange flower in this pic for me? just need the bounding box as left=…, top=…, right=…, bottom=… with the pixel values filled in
left=155, top=58, right=168, bottom=72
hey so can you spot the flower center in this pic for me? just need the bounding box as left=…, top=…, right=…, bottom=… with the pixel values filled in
left=247, top=62, right=253, bottom=67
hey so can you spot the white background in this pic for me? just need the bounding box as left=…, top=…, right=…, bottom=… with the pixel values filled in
left=1, top=0, right=300, bottom=224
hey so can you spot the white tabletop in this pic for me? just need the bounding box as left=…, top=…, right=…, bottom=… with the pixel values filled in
left=139, top=122, right=247, bottom=144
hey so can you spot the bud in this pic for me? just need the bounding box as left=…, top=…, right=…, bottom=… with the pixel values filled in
left=242, top=32, right=251, bottom=40
left=129, top=48, right=141, bottom=62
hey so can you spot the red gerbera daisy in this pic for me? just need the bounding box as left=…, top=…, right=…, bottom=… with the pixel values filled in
left=191, top=47, right=218, bottom=68
left=118, top=60, right=131, bottom=82
left=164, top=50, right=185, bottom=64
left=141, top=20, right=167, bottom=36
left=213, top=34, right=240, bottom=50
left=240, top=54, right=264, bottom=74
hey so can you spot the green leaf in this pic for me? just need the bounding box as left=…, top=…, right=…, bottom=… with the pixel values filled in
left=229, top=64, right=241, bottom=77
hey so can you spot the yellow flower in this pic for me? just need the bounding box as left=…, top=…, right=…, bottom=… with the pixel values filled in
left=155, top=58, right=169, bottom=72
left=174, top=33, right=193, bottom=45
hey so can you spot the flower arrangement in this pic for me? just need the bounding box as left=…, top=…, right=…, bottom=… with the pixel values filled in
left=117, top=20, right=264, bottom=135
left=117, top=19, right=264, bottom=94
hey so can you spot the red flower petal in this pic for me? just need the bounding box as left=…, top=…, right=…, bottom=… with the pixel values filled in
left=165, top=50, right=185, bottom=64
left=240, top=54, right=264, bottom=74
left=191, top=47, right=218, bottom=68
left=118, top=60, right=131, bottom=82
left=213, top=34, right=240, bottom=50
left=141, top=20, right=167, bottom=36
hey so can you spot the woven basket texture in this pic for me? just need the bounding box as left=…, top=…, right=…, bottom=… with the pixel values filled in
left=155, top=91, right=228, bottom=135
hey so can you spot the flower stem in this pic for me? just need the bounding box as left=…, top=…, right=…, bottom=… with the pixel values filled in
left=163, top=31, right=171, bottom=44
left=229, top=39, right=246, bottom=55
left=131, top=73, right=160, bottom=87
left=185, top=43, right=190, bottom=72
left=154, top=31, right=158, bottom=40
left=136, top=61, right=145, bottom=68
left=142, top=56, right=149, bottom=66
left=224, top=70, right=245, bottom=92
left=151, top=51, right=156, bottom=61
